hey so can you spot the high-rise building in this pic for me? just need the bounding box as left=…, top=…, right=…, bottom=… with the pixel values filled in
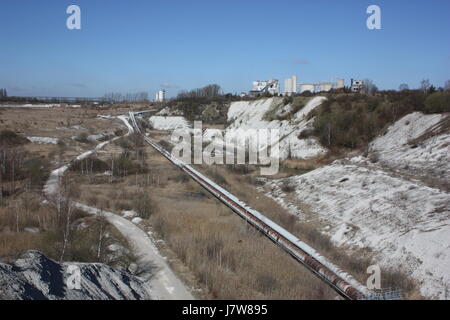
left=155, top=90, right=166, bottom=102
left=284, top=75, right=297, bottom=96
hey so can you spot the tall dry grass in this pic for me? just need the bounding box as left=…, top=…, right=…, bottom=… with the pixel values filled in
left=149, top=198, right=336, bottom=299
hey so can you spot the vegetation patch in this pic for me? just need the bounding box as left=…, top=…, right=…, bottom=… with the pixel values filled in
left=0, top=130, right=29, bottom=147
left=311, top=91, right=441, bottom=149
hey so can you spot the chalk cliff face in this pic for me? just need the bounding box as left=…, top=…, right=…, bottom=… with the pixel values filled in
left=263, top=112, right=450, bottom=299
left=0, top=251, right=152, bottom=300
left=224, top=97, right=327, bottom=160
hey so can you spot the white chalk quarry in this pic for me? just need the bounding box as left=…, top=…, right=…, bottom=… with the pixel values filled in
left=225, top=97, right=327, bottom=160
left=263, top=111, right=450, bottom=299
left=149, top=116, right=190, bottom=131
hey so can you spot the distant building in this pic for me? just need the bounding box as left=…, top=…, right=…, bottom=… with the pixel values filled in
left=350, top=79, right=364, bottom=93
left=155, top=90, right=166, bottom=102
left=249, top=78, right=280, bottom=96
left=299, top=78, right=345, bottom=94
left=284, top=75, right=297, bottom=96
left=335, top=78, right=345, bottom=90
left=300, top=83, right=315, bottom=94
left=319, top=82, right=334, bottom=92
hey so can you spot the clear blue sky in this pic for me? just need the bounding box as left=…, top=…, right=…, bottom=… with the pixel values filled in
left=1, top=0, right=449, bottom=97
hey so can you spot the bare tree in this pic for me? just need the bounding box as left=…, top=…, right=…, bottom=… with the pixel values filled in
left=103, top=91, right=149, bottom=104
left=444, top=80, right=450, bottom=91
left=60, top=204, right=72, bottom=262
left=363, top=79, right=378, bottom=94
left=55, top=178, right=76, bottom=262
left=97, top=211, right=107, bottom=259
left=399, top=83, right=409, bottom=91
left=177, top=84, right=222, bottom=99
left=420, top=79, right=431, bottom=93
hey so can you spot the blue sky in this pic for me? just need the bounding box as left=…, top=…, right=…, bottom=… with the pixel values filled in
left=0, top=0, right=449, bottom=97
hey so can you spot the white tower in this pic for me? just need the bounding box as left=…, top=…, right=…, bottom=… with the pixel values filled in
left=155, top=90, right=166, bottom=102
left=284, top=75, right=297, bottom=96
left=292, top=75, right=297, bottom=94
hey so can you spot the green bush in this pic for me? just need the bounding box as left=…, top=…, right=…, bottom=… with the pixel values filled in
left=424, top=92, right=450, bottom=113
left=314, top=104, right=376, bottom=148
left=312, top=91, right=434, bottom=149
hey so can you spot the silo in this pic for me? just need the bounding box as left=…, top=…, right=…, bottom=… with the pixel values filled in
left=335, top=79, right=345, bottom=89
left=284, top=78, right=292, bottom=96
left=300, top=84, right=315, bottom=94
left=320, top=83, right=333, bottom=92
left=160, top=90, right=166, bottom=102
left=292, top=75, right=297, bottom=94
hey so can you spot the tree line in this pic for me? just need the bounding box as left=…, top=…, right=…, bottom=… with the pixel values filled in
left=102, top=92, right=149, bottom=104
left=177, top=84, right=222, bottom=99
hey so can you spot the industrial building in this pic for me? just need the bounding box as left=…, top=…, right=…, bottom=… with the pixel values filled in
left=336, top=78, right=345, bottom=90
left=284, top=75, right=297, bottom=96
left=249, top=79, right=280, bottom=96
left=299, top=79, right=345, bottom=94
left=299, top=83, right=315, bottom=94
left=350, top=79, right=364, bottom=93
left=248, top=76, right=346, bottom=96
left=155, top=90, right=166, bottom=102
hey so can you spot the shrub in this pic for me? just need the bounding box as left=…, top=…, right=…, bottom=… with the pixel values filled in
left=226, top=164, right=255, bottom=175
left=205, top=168, right=228, bottom=185
left=23, top=157, right=51, bottom=188
left=312, top=91, right=430, bottom=150
left=112, top=151, right=147, bottom=177
left=281, top=182, right=295, bottom=193
left=282, top=96, right=293, bottom=105
left=133, top=192, right=156, bottom=219
left=70, top=156, right=110, bottom=173
left=0, top=130, right=28, bottom=147
left=174, top=173, right=190, bottom=183
left=158, top=139, right=172, bottom=151
left=298, top=129, right=315, bottom=139
left=424, top=92, right=450, bottom=113
left=115, top=201, right=132, bottom=211
left=74, top=132, right=90, bottom=144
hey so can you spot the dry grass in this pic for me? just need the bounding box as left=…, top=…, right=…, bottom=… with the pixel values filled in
left=148, top=197, right=336, bottom=299
left=0, top=105, right=154, bottom=268
left=194, top=164, right=420, bottom=299
left=70, top=146, right=340, bottom=299
left=68, top=130, right=420, bottom=299
left=0, top=191, right=136, bottom=268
